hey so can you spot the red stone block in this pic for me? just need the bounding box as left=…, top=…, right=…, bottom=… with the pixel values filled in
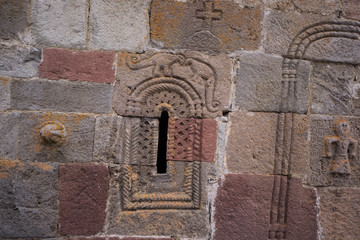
left=167, top=118, right=217, bottom=162
left=59, top=163, right=110, bottom=236
left=39, top=48, right=116, bottom=83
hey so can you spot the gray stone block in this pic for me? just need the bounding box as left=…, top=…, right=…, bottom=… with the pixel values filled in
left=0, top=0, right=29, bottom=39
left=0, top=77, right=11, bottom=111
left=89, top=0, right=151, bottom=51
left=0, top=112, right=20, bottom=159
left=0, top=161, right=58, bottom=238
left=93, top=115, right=123, bottom=163
left=10, top=78, right=113, bottom=114
left=18, top=112, right=95, bottom=163
left=234, top=52, right=310, bottom=113
left=31, top=0, right=87, bottom=48
left=0, top=40, right=41, bottom=78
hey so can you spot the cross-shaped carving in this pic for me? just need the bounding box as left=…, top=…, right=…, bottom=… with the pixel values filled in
left=196, top=0, right=222, bottom=30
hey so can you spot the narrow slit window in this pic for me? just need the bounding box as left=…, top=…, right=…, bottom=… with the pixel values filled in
left=157, top=111, right=169, bottom=173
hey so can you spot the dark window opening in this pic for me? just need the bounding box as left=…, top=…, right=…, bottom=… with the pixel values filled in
left=157, top=111, right=169, bottom=173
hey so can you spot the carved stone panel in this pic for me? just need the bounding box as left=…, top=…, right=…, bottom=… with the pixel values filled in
left=114, top=52, right=231, bottom=119
left=309, top=115, right=360, bottom=186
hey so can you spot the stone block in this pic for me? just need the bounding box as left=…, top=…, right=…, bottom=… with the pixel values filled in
left=226, top=111, right=278, bottom=175
left=31, top=0, right=87, bottom=48
left=234, top=52, right=310, bottom=113
left=114, top=51, right=231, bottom=119
left=318, top=187, right=360, bottom=239
left=0, top=39, right=41, bottom=78
left=11, top=78, right=113, bottom=113
left=39, top=48, right=116, bottom=83
left=167, top=118, right=217, bottom=162
left=213, top=174, right=274, bottom=239
left=344, top=0, right=360, bottom=21
left=93, top=115, right=123, bottom=163
left=263, top=11, right=334, bottom=56
left=292, top=0, right=341, bottom=15
left=105, top=163, right=211, bottom=238
left=308, top=115, right=360, bottom=186
left=89, top=0, right=151, bottom=51
left=0, top=0, right=29, bottom=39
left=150, top=0, right=263, bottom=53
left=18, top=112, right=95, bottom=163
left=0, top=160, right=58, bottom=238
left=0, top=112, right=20, bottom=159
left=310, top=63, right=360, bottom=116
left=0, top=77, right=10, bottom=111
left=59, top=163, right=109, bottom=236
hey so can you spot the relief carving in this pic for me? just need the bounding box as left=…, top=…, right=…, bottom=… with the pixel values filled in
left=324, top=120, right=358, bottom=175
left=40, top=121, right=67, bottom=143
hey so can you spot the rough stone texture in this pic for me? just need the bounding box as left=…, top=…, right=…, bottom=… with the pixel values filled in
left=0, top=160, right=58, bottom=238
left=310, top=63, right=360, bottom=116
left=151, top=0, right=263, bottom=52
left=18, top=112, right=95, bottom=163
left=0, top=0, right=29, bottom=39
left=226, top=111, right=278, bottom=175
left=93, top=115, right=123, bottom=163
left=308, top=115, right=360, bottom=187
left=213, top=174, right=274, bottom=240
left=263, top=11, right=334, bottom=55
left=292, top=0, right=341, bottom=15
left=0, top=77, right=11, bottom=111
left=114, top=51, right=231, bottom=119
left=0, top=39, right=41, bottom=78
left=344, top=0, right=360, bottom=21
left=89, top=0, right=151, bottom=51
left=0, top=112, right=20, bottom=159
left=105, top=163, right=211, bottom=238
left=286, top=178, right=318, bottom=240
left=234, top=52, right=310, bottom=113
left=318, top=187, right=360, bottom=240
left=11, top=78, right=113, bottom=113
left=201, top=119, right=217, bottom=162
left=59, top=163, right=109, bottom=236
left=304, top=38, right=360, bottom=65
left=31, top=0, right=87, bottom=48
left=39, top=48, right=116, bottom=83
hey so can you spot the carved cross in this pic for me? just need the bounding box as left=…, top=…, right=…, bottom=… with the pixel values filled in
left=196, top=0, right=222, bottom=30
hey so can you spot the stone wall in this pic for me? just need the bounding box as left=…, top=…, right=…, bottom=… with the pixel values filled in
left=0, top=0, right=360, bottom=239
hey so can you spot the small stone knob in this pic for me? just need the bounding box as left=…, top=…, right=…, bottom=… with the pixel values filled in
left=40, top=122, right=67, bottom=143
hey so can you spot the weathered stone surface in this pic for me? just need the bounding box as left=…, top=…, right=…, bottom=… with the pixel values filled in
left=292, top=0, right=341, bottom=15
left=226, top=111, right=278, bottom=175
left=31, top=0, right=87, bottom=48
left=0, top=0, right=29, bottom=39
left=308, top=115, right=360, bottom=186
left=11, top=78, right=113, bottom=113
left=344, top=0, right=360, bottom=21
left=0, top=39, right=41, bottom=78
left=213, top=174, right=273, bottom=239
left=105, top=163, right=211, bottom=238
left=304, top=38, right=360, bottom=65
left=114, top=52, right=231, bottom=119
left=121, top=238, right=173, bottom=240
left=201, top=119, right=217, bottom=162
left=0, top=112, right=20, bottom=159
left=0, top=77, right=10, bottom=111
left=89, top=0, right=151, bottom=51
left=286, top=178, right=318, bottom=240
left=310, top=63, right=360, bottom=116
left=93, top=115, right=123, bottom=163
left=264, top=0, right=294, bottom=11
left=59, top=163, right=109, bottom=236
left=234, top=52, right=310, bottom=113
left=0, top=160, right=58, bottom=238
left=318, top=187, right=360, bottom=239
left=263, top=11, right=334, bottom=55
left=151, top=0, right=263, bottom=52
left=39, top=48, right=116, bottom=83
left=18, top=112, right=95, bottom=163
